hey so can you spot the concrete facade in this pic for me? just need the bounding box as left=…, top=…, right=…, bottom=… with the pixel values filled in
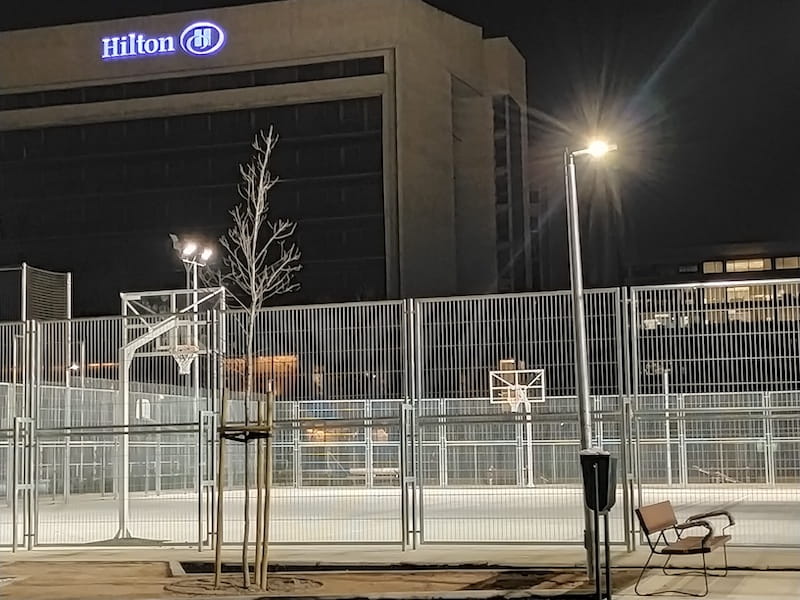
left=0, top=0, right=529, bottom=305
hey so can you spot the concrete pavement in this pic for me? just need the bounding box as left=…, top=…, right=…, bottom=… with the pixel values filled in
left=1, top=544, right=798, bottom=599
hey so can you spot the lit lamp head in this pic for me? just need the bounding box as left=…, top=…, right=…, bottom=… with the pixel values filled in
left=587, top=140, right=615, bottom=157
left=181, top=241, right=198, bottom=257
left=200, top=248, right=213, bottom=262
left=572, top=140, right=618, bottom=159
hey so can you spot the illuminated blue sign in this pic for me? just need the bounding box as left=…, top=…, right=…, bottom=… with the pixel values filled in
left=101, top=21, right=226, bottom=60
left=180, top=22, right=226, bottom=56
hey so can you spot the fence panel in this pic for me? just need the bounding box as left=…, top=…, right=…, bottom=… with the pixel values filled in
left=631, top=281, right=800, bottom=547
left=414, top=290, right=627, bottom=544
left=0, top=322, right=25, bottom=547
left=220, top=302, right=407, bottom=544
left=31, top=315, right=218, bottom=545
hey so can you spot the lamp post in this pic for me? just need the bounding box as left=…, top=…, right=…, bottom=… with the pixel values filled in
left=564, top=140, right=617, bottom=577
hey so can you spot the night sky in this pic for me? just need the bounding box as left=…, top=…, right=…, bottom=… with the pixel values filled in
left=2, top=0, right=799, bottom=260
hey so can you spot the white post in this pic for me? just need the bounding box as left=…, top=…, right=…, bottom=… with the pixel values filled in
left=116, top=346, right=131, bottom=538
left=64, top=362, right=71, bottom=503
left=525, top=400, right=534, bottom=487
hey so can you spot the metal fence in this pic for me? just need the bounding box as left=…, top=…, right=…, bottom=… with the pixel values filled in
left=630, top=280, right=800, bottom=547
left=0, top=280, right=798, bottom=549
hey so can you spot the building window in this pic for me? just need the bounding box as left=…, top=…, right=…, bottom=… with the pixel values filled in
left=726, top=285, right=773, bottom=303
left=776, top=256, right=800, bottom=270
left=678, top=264, right=699, bottom=274
left=725, top=258, right=772, bottom=273
left=702, top=261, right=723, bottom=274
left=0, top=57, right=385, bottom=112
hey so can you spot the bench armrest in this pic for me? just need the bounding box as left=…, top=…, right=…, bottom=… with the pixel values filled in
left=687, top=510, right=735, bottom=527
left=675, top=519, right=714, bottom=546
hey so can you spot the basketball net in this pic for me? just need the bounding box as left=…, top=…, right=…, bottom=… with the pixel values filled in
left=172, top=345, right=198, bottom=375
left=511, top=386, right=528, bottom=412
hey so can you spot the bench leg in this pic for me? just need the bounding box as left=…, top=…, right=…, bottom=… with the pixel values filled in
left=637, top=552, right=710, bottom=597
left=663, top=546, right=729, bottom=579
left=634, top=548, right=656, bottom=596
left=711, top=544, right=729, bottom=578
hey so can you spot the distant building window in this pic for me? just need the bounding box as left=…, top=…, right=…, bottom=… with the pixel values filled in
left=702, top=261, right=723, bottom=274
left=726, top=285, right=773, bottom=302
left=678, top=264, right=699, bottom=274
left=776, top=256, right=800, bottom=270
left=725, top=258, right=772, bottom=273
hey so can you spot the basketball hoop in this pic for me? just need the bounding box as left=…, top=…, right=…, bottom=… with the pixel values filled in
left=172, top=344, right=199, bottom=375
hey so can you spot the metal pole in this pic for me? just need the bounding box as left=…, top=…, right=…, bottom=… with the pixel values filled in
left=525, top=401, right=534, bottom=487
left=565, top=148, right=595, bottom=577
left=565, top=150, right=593, bottom=450
left=617, top=288, right=634, bottom=551
left=12, top=417, right=19, bottom=552
left=664, top=369, right=672, bottom=486
left=197, top=410, right=203, bottom=552
left=64, top=336, right=72, bottom=503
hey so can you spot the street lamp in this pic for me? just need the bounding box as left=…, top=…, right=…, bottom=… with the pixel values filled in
left=564, top=140, right=618, bottom=576
left=564, top=140, right=617, bottom=449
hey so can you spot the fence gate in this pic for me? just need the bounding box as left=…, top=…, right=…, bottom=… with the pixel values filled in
left=412, top=290, right=632, bottom=546
left=0, top=321, right=34, bottom=549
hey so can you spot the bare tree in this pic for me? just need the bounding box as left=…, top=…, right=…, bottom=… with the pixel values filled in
left=211, top=127, right=301, bottom=591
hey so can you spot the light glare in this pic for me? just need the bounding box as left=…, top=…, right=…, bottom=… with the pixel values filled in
left=588, top=140, right=611, bottom=157
left=201, top=248, right=213, bottom=262
left=182, top=242, right=198, bottom=256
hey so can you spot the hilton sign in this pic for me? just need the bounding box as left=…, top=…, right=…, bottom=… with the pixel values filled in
left=101, top=21, right=226, bottom=60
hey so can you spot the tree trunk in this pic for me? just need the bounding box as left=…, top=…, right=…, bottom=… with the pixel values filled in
left=259, top=386, right=274, bottom=590
left=254, top=389, right=265, bottom=588
left=213, top=390, right=229, bottom=589
left=242, top=314, right=256, bottom=589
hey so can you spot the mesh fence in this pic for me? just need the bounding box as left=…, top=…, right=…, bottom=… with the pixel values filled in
left=0, top=283, right=798, bottom=548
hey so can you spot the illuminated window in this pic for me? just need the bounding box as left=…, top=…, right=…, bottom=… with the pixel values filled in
left=779, top=307, right=800, bottom=322
left=702, top=261, right=723, bottom=274
left=726, top=285, right=773, bottom=302
left=725, top=258, right=772, bottom=273
left=776, top=256, right=800, bottom=270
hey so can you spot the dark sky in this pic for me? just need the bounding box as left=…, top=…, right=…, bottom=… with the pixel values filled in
left=2, top=0, right=799, bottom=258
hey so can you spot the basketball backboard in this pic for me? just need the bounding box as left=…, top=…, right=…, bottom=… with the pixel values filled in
left=489, top=367, right=545, bottom=412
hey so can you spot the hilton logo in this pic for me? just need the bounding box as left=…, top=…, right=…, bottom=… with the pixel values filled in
left=101, top=21, right=226, bottom=60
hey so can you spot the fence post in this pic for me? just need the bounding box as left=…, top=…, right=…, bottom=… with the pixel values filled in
left=11, top=416, right=19, bottom=552
left=628, top=290, right=645, bottom=547
left=30, top=320, right=40, bottom=549
left=197, top=410, right=204, bottom=552
left=365, top=400, right=373, bottom=488
left=663, top=369, right=672, bottom=486
left=764, top=392, right=774, bottom=485
left=617, top=287, right=634, bottom=551
left=678, top=394, right=688, bottom=486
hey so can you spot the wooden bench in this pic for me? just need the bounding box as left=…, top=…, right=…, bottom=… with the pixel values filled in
left=634, top=500, right=735, bottom=597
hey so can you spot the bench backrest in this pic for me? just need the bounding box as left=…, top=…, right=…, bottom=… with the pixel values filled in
left=636, top=501, right=678, bottom=535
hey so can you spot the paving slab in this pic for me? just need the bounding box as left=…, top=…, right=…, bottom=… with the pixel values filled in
left=1, top=545, right=798, bottom=600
